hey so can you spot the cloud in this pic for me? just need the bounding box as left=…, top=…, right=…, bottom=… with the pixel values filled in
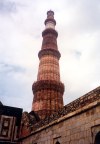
left=0, top=61, right=34, bottom=111
left=0, top=62, right=25, bottom=73
left=0, top=0, right=100, bottom=111
left=0, top=0, right=17, bottom=14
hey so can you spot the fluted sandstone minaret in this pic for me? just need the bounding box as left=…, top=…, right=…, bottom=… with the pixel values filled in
left=32, top=10, right=64, bottom=119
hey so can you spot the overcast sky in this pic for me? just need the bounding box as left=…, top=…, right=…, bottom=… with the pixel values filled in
left=0, top=0, right=100, bottom=112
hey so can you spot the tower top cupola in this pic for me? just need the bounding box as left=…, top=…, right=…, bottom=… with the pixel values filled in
left=45, top=10, right=56, bottom=29
left=47, top=10, right=54, bottom=18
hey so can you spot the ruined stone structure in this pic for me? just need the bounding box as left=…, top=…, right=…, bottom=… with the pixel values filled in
left=32, top=10, right=64, bottom=119
left=0, top=104, right=22, bottom=144
left=20, top=86, right=100, bottom=144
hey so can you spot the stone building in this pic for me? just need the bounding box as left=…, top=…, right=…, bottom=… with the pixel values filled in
left=20, top=87, right=100, bottom=144
left=0, top=103, right=22, bottom=144
left=19, top=11, right=100, bottom=144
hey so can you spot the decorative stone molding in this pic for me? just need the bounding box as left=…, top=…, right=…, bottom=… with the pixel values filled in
left=45, top=18, right=56, bottom=25
left=31, top=86, right=100, bottom=131
left=38, top=49, right=61, bottom=59
left=42, top=29, right=58, bottom=38
left=32, top=80, right=64, bottom=95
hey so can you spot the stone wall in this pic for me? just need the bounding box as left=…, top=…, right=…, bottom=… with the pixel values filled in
left=0, top=105, right=22, bottom=144
left=20, top=98, right=100, bottom=144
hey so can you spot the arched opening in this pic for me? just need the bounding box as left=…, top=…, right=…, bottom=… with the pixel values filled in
left=95, top=131, right=100, bottom=144
left=56, top=141, right=60, bottom=144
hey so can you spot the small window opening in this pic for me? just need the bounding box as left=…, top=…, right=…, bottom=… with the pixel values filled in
left=95, top=131, right=100, bottom=144
left=56, top=141, right=60, bottom=144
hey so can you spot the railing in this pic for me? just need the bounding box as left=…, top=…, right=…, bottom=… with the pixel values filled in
left=31, top=86, right=100, bottom=131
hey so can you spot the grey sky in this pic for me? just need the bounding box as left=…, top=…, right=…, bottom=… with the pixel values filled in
left=0, top=0, right=100, bottom=111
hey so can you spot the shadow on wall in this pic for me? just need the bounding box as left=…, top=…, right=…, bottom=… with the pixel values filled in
left=56, top=141, right=60, bottom=144
left=95, top=131, right=100, bottom=144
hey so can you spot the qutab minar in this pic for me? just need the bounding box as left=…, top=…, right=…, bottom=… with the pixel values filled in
left=32, top=10, right=65, bottom=119
left=1, top=11, right=100, bottom=144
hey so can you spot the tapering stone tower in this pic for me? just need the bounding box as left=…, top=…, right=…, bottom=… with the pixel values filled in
left=32, top=10, right=64, bottom=119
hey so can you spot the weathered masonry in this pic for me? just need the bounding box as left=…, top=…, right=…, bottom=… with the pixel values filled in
left=20, top=86, right=100, bottom=144
left=32, top=10, right=64, bottom=119
left=0, top=103, right=22, bottom=144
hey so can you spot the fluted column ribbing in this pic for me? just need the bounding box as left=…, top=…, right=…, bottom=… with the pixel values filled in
left=32, top=10, right=64, bottom=119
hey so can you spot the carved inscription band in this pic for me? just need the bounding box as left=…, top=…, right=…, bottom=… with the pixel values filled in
left=38, top=49, right=61, bottom=59
left=32, top=80, right=64, bottom=94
